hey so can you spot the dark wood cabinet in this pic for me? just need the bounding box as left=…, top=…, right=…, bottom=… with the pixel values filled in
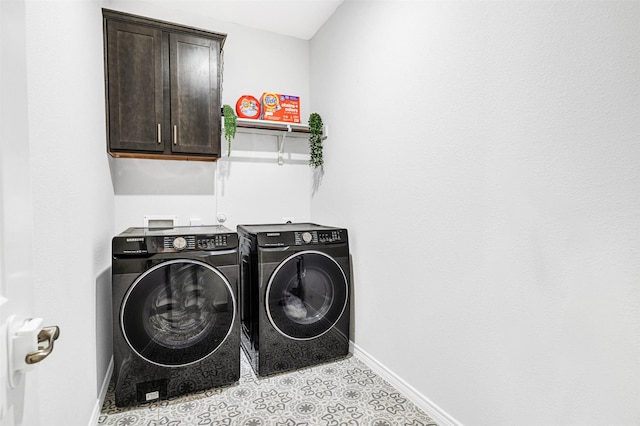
left=105, top=19, right=163, bottom=154
left=103, top=9, right=226, bottom=161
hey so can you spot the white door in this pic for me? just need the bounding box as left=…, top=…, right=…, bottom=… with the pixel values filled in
left=1, top=1, right=58, bottom=424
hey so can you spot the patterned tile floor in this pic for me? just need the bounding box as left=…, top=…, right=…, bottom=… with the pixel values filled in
left=98, top=351, right=438, bottom=426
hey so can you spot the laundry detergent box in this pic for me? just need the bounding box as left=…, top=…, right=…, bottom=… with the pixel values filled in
left=260, top=93, right=300, bottom=123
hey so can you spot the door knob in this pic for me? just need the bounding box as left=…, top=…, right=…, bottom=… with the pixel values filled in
left=6, top=316, right=60, bottom=388
left=25, top=325, right=60, bottom=365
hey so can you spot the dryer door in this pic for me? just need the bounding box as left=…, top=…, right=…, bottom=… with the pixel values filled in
left=266, top=251, right=348, bottom=340
left=121, top=259, right=236, bottom=367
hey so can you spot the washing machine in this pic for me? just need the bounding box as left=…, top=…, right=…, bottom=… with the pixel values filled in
left=237, top=223, right=350, bottom=376
left=111, top=225, right=240, bottom=407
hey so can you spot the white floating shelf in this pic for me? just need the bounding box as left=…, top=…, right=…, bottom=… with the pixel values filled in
left=222, top=118, right=325, bottom=165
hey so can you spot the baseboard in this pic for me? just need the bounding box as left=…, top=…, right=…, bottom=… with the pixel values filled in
left=350, top=341, right=463, bottom=426
left=88, top=356, right=114, bottom=426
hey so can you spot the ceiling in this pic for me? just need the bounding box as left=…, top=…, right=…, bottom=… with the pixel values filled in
left=141, top=0, right=344, bottom=40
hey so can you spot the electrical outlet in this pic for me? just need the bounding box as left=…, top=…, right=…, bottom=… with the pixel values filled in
left=282, top=217, right=295, bottom=224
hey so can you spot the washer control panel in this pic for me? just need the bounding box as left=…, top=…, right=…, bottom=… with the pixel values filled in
left=197, top=234, right=231, bottom=250
left=159, top=234, right=234, bottom=252
left=113, top=226, right=238, bottom=256
left=163, top=236, right=196, bottom=251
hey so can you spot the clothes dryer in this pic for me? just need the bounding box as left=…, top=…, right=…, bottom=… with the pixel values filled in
left=111, top=225, right=239, bottom=407
left=238, top=223, right=350, bottom=376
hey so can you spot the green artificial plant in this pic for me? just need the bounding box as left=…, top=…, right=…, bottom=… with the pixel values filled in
left=309, top=112, right=324, bottom=170
left=222, top=104, right=237, bottom=156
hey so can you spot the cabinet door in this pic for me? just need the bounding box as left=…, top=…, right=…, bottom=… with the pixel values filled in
left=169, top=33, right=221, bottom=156
left=106, top=20, right=164, bottom=153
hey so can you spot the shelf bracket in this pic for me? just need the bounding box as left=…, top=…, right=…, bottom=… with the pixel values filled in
left=277, top=124, right=292, bottom=165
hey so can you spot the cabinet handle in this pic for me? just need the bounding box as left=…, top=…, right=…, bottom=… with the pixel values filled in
left=157, top=124, right=161, bottom=144
left=173, top=125, right=177, bottom=145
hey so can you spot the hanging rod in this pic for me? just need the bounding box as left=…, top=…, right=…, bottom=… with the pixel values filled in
left=221, top=117, right=327, bottom=165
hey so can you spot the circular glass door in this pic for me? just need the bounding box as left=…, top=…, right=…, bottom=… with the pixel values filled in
left=266, top=251, right=348, bottom=340
left=121, top=259, right=236, bottom=367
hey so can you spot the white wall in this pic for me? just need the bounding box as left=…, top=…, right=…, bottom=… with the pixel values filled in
left=24, top=0, right=115, bottom=424
left=106, top=0, right=313, bottom=232
left=19, top=1, right=640, bottom=425
left=19, top=1, right=313, bottom=423
left=310, top=1, right=640, bottom=425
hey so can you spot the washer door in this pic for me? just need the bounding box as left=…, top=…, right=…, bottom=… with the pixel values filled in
left=266, top=251, right=348, bottom=340
left=121, top=259, right=236, bottom=367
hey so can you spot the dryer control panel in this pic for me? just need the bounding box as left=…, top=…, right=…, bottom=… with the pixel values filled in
left=241, top=223, right=348, bottom=248
left=257, top=229, right=347, bottom=247
left=294, top=229, right=345, bottom=245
